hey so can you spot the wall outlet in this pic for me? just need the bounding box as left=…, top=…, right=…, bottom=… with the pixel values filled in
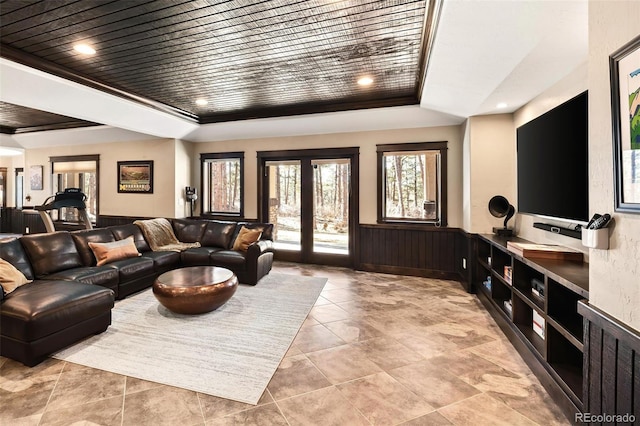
left=25, top=226, right=30, bottom=234
left=462, top=258, right=467, bottom=269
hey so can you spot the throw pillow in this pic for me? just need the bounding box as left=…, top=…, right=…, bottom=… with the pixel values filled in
left=89, top=236, right=141, bottom=266
left=232, top=226, right=262, bottom=251
left=0, top=258, right=32, bottom=295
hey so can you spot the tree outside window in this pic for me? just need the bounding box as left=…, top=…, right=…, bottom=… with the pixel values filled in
left=377, top=142, right=447, bottom=225
left=201, top=152, right=244, bottom=217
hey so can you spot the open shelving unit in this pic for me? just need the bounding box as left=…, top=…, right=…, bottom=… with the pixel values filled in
left=474, top=234, right=589, bottom=416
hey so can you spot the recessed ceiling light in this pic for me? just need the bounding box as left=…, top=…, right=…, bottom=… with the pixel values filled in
left=357, top=76, right=374, bottom=86
left=496, top=102, right=508, bottom=109
left=73, top=43, right=96, bottom=55
left=195, top=99, right=208, bottom=106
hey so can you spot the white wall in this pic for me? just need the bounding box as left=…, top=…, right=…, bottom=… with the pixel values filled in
left=465, top=114, right=516, bottom=233
left=191, top=125, right=465, bottom=226
left=587, top=0, right=640, bottom=331
left=22, top=139, right=185, bottom=218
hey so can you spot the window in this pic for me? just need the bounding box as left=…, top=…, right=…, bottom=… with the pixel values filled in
left=15, top=168, right=23, bottom=209
left=201, top=152, right=244, bottom=217
left=50, top=155, right=99, bottom=223
left=377, top=142, right=447, bottom=225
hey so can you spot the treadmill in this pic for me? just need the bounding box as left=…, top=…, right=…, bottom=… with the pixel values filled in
left=35, top=188, right=93, bottom=233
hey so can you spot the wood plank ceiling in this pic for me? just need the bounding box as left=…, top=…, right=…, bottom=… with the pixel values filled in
left=0, top=0, right=431, bottom=133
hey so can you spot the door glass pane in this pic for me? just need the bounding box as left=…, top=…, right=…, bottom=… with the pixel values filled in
left=312, top=159, right=349, bottom=254
left=266, top=160, right=301, bottom=251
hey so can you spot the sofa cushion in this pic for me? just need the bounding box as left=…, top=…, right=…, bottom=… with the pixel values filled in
left=20, top=232, right=83, bottom=277
left=232, top=226, right=262, bottom=251
left=0, top=258, right=32, bottom=295
left=0, top=238, right=35, bottom=280
left=0, top=280, right=114, bottom=342
left=201, top=221, right=237, bottom=249
left=105, top=256, right=155, bottom=281
left=181, top=247, right=223, bottom=266
left=172, top=219, right=207, bottom=243
left=141, top=251, right=181, bottom=272
left=111, top=224, right=151, bottom=252
left=89, top=236, right=140, bottom=266
left=210, top=250, right=247, bottom=269
left=71, top=228, right=117, bottom=266
left=47, top=266, right=120, bottom=291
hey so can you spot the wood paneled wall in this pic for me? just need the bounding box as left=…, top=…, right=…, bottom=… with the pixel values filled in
left=579, top=301, right=640, bottom=422
left=358, top=224, right=468, bottom=284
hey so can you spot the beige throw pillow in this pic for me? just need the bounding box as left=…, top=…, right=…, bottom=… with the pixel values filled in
left=0, top=258, right=32, bottom=294
left=89, top=236, right=141, bottom=266
left=232, top=226, right=262, bottom=251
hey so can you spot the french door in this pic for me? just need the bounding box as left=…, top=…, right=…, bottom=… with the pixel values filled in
left=258, top=148, right=359, bottom=267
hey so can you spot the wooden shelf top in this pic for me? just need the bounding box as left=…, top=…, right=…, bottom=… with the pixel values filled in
left=478, top=234, right=588, bottom=298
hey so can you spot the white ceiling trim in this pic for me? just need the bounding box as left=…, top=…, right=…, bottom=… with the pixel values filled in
left=183, top=105, right=464, bottom=142
left=5, top=125, right=162, bottom=149
left=0, top=58, right=198, bottom=139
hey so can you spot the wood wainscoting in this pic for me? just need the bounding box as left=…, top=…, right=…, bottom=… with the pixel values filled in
left=358, top=224, right=471, bottom=288
left=578, top=301, right=640, bottom=422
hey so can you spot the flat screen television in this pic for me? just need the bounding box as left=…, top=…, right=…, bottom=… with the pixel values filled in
left=517, top=91, right=589, bottom=223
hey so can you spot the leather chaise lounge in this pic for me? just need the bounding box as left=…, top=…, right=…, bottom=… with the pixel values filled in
left=0, top=218, right=274, bottom=366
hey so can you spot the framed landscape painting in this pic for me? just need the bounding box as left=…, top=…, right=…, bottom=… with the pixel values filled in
left=117, top=161, right=154, bottom=194
left=611, top=35, right=640, bottom=213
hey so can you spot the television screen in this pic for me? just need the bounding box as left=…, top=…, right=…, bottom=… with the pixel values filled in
left=517, top=91, right=589, bottom=223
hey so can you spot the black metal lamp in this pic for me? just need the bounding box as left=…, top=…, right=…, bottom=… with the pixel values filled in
left=489, top=195, right=515, bottom=236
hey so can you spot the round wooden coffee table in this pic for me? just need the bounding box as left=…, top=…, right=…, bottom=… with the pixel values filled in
left=152, top=266, right=238, bottom=314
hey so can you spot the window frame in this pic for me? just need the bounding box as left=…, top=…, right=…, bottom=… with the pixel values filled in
left=200, top=152, right=244, bottom=219
left=376, top=141, right=448, bottom=226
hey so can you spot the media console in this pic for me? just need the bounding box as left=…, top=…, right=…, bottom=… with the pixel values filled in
left=474, top=234, right=588, bottom=419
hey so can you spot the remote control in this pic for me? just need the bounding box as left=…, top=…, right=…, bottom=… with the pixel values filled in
left=589, top=213, right=611, bottom=229
left=586, top=213, right=601, bottom=229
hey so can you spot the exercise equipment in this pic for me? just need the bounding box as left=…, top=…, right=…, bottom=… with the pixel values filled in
left=35, top=188, right=93, bottom=233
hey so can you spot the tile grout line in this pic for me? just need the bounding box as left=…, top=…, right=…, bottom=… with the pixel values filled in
left=121, top=376, right=127, bottom=426
left=195, top=391, right=206, bottom=425
left=37, top=360, right=66, bottom=426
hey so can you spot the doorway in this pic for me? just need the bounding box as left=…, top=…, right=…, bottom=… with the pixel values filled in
left=258, top=148, right=359, bottom=267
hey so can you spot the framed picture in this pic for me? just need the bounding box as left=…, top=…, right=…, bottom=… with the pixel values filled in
left=611, top=35, right=640, bottom=213
left=117, top=161, right=154, bottom=194
left=29, top=165, right=43, bottom=190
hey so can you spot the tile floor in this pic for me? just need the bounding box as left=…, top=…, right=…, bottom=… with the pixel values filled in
left=1, top=262, right=570, bottom=425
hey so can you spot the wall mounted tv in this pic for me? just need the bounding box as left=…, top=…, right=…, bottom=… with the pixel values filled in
left=517, top=91, right=589, bottom=223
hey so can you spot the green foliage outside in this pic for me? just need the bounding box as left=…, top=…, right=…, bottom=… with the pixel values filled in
left=631, top=89, right=640, bottom=150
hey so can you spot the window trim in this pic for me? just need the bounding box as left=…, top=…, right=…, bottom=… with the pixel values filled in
left=200, top=152, right=244, bottom=218
left=376, top=141, right=448, bottom=226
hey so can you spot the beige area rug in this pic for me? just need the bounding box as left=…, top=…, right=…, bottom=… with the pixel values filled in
left=53, top=273, right=327, bottom=404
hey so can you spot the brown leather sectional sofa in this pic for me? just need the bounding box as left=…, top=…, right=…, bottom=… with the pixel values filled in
left=0, top=218, right=274, bottom=366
